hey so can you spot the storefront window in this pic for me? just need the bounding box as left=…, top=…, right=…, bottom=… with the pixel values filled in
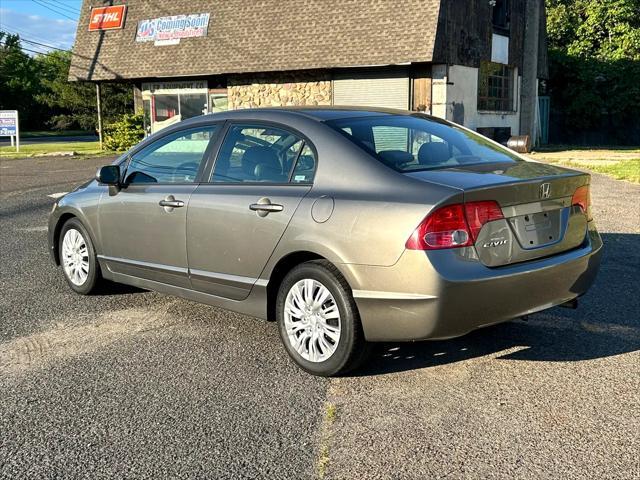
left=210, top=93, right=228, bottom=113
left=141, top=81, right=212, bottom=134
left=142, top=99, right=151, bottom=135
left=180, top=93, right=208, bottom=119
left=154, top=94, right=179, bottom=122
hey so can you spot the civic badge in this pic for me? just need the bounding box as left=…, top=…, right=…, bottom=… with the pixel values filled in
left=540, top=183, right=551, bottom=199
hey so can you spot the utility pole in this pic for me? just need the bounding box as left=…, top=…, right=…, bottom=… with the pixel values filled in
left=520, top=0, right=542, bottom=149
left=96, top=83, right=103, bottom=150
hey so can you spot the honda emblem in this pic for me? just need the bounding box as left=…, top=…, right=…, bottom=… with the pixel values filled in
left=540, top=183, right=551, bottom=199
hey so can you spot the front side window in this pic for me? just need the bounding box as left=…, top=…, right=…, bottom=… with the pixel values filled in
left=478, top=61, right=514, bottom=112
left=325, top=114, right=521, bottom=172
left=125, top=126, right=218, bottom=184
left=211, top=125, right=316, bottom=184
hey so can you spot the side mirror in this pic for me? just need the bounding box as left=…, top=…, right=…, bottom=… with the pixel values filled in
left=96, top=165, right=120, bottom=186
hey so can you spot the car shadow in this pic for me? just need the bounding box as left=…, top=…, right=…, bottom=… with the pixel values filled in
left=353, top=232, right=640, bottom=377
left=97, top=280, right=146, bottom=296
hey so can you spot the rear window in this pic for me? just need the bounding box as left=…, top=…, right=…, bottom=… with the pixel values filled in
left=325, top=114, right=522, bottom=172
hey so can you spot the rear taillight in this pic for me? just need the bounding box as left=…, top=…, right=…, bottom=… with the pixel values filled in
left=572, top=185, right=592, bottom=220
left=406, top=201, right=504, bottom=250
left=464, top=201, right=505, bottom=241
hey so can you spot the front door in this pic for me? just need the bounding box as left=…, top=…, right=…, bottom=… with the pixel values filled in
left=98, top=124, right=219, bottom=287
left=187, top=123, right=317, bottom=300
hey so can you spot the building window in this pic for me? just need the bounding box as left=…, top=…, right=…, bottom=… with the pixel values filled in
left=492, top=0, right=510, bottom=32
left=153, top=94, right=179, bottom=122
left=141, top=81, right=210, bottom=134
left=478, top=61, right=514, bottom=112
left=209, top=91, right=229, bottom=113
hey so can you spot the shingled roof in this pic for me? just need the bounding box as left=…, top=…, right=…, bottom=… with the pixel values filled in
left=69, top=0, right=442, bottom=81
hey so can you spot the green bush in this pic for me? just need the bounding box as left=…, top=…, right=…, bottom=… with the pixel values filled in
left=103, top=113, right=144, bottom=152
left=547, top=50, right=640, bottom=144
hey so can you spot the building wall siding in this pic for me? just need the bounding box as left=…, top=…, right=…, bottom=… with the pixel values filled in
left=228, top=71, right=331, bottom=109
left=431, top=64, right=521, bottom=134
left=431, top=0, right=547, bottom=75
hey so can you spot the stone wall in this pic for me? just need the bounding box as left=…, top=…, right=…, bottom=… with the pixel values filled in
left=228, top=71, right=331, bottom=109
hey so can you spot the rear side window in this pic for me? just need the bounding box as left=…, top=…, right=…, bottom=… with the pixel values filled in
left=326, top=115, right=521, bottom=172
left=290, top=144, right=316, bottom=183
left=211, top=125, right=316, bottom=184
left=125, top=126, right=218, bottom=184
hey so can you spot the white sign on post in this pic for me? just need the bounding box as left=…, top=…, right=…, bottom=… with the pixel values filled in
left=0, top=110, right=19, bottom=152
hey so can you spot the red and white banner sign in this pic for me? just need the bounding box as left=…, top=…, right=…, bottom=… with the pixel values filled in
left=88, top=5, right=127, bottom=31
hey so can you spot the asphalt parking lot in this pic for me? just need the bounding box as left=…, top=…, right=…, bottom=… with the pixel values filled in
left=1, top=155, right=639, bottom=479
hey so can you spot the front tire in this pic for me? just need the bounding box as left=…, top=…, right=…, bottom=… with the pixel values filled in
left=276, top=260, right=369, bottom=376
left=59, top=218, right=102, bottom=295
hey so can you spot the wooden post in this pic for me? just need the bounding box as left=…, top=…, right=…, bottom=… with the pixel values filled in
left=96, top=83, right=103, bottom=150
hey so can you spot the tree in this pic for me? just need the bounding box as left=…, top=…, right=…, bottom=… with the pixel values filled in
left=547, top=0, right=640, bottom=60
left=35, top=50, right=133, bottom=131
left=0, top=33, right=133, bottom=131
left=545, top=0, right=640, bottom=144
left=0, top=33, right=46, bottom=129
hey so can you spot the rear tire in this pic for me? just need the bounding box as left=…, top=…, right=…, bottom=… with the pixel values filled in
left=276, top=260, right=369, bottom=376
left=59, top=218, right=102, bottom=295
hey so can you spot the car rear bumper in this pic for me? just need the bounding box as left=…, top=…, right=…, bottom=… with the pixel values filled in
left=341, top=224, right=603, bottom=342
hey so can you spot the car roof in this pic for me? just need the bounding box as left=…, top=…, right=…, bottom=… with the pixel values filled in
left=241, top=106, right=413, bottom=121
left=184, top=106, right=415, bottom=125
left=147, top=107, right=450, bottom=152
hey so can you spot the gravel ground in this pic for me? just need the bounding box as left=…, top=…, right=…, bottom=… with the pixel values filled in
left=324, top=173, right=640, bottom=480
left=0, top=156, right=638, bottom=479
left=0, top=156, right=326, bottom=479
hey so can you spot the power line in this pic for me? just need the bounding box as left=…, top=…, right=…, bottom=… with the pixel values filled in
left=0, top=30, right=71, bottom=52
left=31, top=0, right=78, bottom=21
left=19, top=45, right=59, bottom=56
left=12, top=40, right=101, bottom=75
left=0, top=23, right=62, bottom=46
left=17, top=46, right=89, bottom=72
left=40, top=0, right=81, bottom=15
left=20, top=37, right=70, bottom=53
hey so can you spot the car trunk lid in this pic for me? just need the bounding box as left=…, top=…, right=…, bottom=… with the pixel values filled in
left=406, top=161, right=590, bottom=266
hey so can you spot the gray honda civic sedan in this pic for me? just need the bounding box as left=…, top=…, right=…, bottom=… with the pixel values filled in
left=48, top=107, right=602, bottom=376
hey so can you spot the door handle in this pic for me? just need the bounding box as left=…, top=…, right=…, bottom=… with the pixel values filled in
left=249, top=203, right=283, bottom=212
left=249, top=198, right=284, bottom=217
left=159, top=199, right=184, bottom=208
left=159, top=195, right=184, bottom=212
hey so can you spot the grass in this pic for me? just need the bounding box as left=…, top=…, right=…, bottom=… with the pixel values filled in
left=528, top=147, right=640, bottom=183
left=325, top=403, right=337, bottom=422
left=21, top=130, right=94, bottom=138
left=535, top=145, right=640, bottom=154
left=574, top=159, right=640, bottom=183
left=317, top=402, right=338, bottom=479
left=0, top=141, right=111, bottom=159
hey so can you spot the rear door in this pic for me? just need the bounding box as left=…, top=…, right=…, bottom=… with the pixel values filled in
left=186, top=123, right=316, bottom=300
left=98, top=124, right=219, bottom=287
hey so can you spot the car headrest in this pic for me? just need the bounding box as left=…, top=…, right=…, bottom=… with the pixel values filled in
left=254, top=163, right=287, bottom=182
left=418, top=142, right=450, bottom=166
left=378, top=150, right=414, bottom=169
left=242, top=146, right=280, bottom=179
